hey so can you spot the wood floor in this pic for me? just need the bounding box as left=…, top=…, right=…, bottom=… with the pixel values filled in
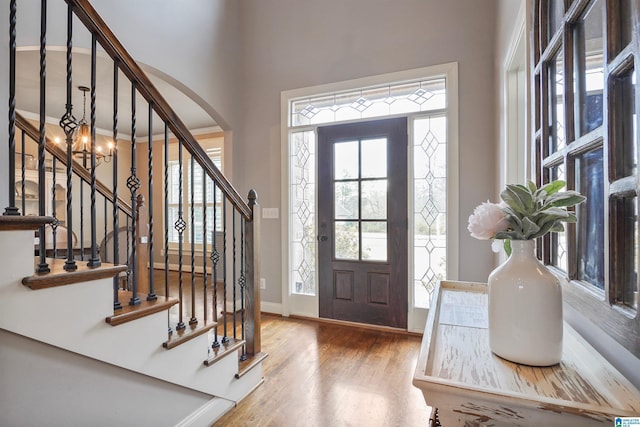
left=214, top=314, right=432, bottom=427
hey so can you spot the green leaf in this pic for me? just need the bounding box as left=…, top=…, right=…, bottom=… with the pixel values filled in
left=521, top=217, right=541, bottom=239
left=542, top=180, right=566, bottom=196
left=503, top=239, right=512, bottom=257
left=527, top=181, right=538, bottom=193
left=547, top=192, right=587, bottom=207
left=509, top=184, right=535, bottom=211
left=501, top=186, right=531, bottom=215
left=550, top=222, right=565, bottom=232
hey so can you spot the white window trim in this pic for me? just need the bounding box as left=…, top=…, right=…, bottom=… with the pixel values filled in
left=280, top=63, right=459, bottom=333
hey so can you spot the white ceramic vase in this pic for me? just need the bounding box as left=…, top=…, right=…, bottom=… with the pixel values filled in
left=488, top=239, right=563, bottom=366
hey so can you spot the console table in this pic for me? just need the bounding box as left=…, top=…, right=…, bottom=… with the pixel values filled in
left=412, top=280, right=640, bottom=426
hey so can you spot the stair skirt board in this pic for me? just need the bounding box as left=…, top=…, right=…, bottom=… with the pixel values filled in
left=0, top=329, right=222, bottom=427
left=0, top=229, right=265, bottom=416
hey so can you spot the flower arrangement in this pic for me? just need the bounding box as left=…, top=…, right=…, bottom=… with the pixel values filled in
left=468, top=180, right=586, bottom=255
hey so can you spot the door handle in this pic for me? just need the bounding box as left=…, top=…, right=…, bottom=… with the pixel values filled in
left=317, top=235, right=328, bottom=242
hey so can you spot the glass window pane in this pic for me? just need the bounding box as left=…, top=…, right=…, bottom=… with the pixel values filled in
left=551, top=51, right=566, bottom=151
left=549, top=164, right=567, bottom=271
left=612, top=69, right=637, bottom=178
left=335, top=221, right=359, bottom=260
left=576, top=149, right=605, bottom=289
left=576, top=0, right=604, bottom=135
left=361, top=180, right=387, bottom=220
left=616, top=0, right=633, bottom=55
left=362, top=222, right=387, bottom=261
left=549, top=0, right=564, bottom=40
left=334, top=181, right=359, bottom=220
left=612, top=197, right=639, bottom=310
left=334, top=141, right=359, bottom=179
left=361, top=138, right=387, bottom=178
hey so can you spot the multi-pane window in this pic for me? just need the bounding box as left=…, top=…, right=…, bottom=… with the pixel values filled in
left=533, top=0, right=639, bottom=352
left=167, top=142, right=223, bottom=246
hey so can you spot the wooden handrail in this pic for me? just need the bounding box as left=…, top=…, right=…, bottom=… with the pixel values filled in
left=15, top=112, right=133, bottom=217
left=66, top=0, right=252, bottom=221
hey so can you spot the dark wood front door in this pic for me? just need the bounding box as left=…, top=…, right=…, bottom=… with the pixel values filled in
left=318, top=117, right=408, bottom=328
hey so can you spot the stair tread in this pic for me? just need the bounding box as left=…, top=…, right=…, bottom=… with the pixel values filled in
left=106, top=290, right=179, bottom=326
left=236, top=351, right=268, bottom=379
left=0, top=215, right=53, bottom=230
left=204, top=338, right=246, bottom=367
left=163, top=319, right=218, bottom=350
left=23, top=257, right=128, bottom=290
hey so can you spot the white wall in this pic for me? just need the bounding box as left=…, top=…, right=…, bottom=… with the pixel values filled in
left=238, top=0, right=499, bottom=303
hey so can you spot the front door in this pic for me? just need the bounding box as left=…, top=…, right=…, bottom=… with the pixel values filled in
left=318, top=117, right=408, bottom=328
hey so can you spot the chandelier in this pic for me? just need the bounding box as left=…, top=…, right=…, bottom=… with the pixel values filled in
left=72, top=86, right=113, bottom=167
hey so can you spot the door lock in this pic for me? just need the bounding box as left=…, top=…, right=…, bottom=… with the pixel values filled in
left=317, top=235, right=328, bottom=242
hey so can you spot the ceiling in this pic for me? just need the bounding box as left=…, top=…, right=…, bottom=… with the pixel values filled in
left=15, top=49, right=217, bottom=141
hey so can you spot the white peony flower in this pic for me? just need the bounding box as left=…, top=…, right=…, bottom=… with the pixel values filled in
left=467, top=201, right=510, bottom=240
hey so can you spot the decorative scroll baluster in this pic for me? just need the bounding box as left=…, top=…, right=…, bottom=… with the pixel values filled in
left=51, top=157, right=58, bottom=257
left=112, top=60, right=121, bottom=308
left=190, top=154, right=197, bottom=325
left=222, top=199, right=229, bottom=343
left=175, top=140, right=186, bottom=330
left=4, top=0, right=18, bottom=216
left=87, top=35, right=101, bottom=267
left=211, top=183, right=220, bottom=348
left=60, top=1, right=76, bottom=271
left=127, top=82, right=140, bottom=305
left=36, top=0, right=49, bottom=273
left=239, top=216, right=247, bottom=361
left=147, top=104, right=156, bottom=301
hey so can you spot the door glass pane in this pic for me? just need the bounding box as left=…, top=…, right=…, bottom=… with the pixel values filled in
left=413, top=115, right=447, bottom=308
left=362, top=222, right=387, bottom=261
left=361, top=138, right=387, bottom=178
left=334, top=181, right=359, bottom=219
left=576, top=149, right=605, bottom=289
left=618, top=0, right=633, bottom=51
left=334, top=141, right=359, bottom=179
left=576, top=0, right=604, bottom=135
left=335, top=221, right=359, bottom=260
left=361, top=180, right=387, bottom=220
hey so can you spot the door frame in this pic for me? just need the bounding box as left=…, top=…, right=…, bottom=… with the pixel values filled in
left=280, top=63, right=459, bottom=332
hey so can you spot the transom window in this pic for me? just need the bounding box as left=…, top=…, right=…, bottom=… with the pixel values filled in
left=533, top=0, right=639, bottom=353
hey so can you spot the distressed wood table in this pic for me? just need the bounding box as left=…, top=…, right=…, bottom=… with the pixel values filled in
left=413, top=280, right=640, bottom=426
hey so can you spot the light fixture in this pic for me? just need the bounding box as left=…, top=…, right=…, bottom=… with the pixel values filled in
left=71, top=85, right=114, bottom=168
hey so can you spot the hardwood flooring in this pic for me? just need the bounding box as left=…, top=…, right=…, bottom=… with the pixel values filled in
left=214, top=315, right=431, bottom=427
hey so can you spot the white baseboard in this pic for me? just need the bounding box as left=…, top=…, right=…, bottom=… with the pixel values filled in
left=261, top=301, right=282, bottom=315
left=175, top=397, right=235, bottom=427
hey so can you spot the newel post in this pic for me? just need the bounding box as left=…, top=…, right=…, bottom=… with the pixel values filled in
left=245, top=189, right=261, bottom=355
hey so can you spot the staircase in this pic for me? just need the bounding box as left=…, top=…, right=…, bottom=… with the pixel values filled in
left=0, top=1, right=265, bottom=425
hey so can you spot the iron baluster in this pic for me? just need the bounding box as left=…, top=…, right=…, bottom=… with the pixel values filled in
left=147, top=104, right=156, bottom=301
left=211, top=183, right=220, bottom=348
left=112, top=60, right=121, bottom=309
left=239, top=215, right=247, bottom=361
left=127, top=82, right=140, bottom=305
left=190, top=154, right=197, bottom=325
left=87, top=35, right=101, bottom=267
left=126, top=215, right=131, bottom=290
left=163, top=124, right=171, bottom=333
left=221, top=199, right=228, bottom=343
left=51, top=157, right=58, bottom=257
left=175, top=139, right=186, bottom=330
left=59, top=1, right=76, bottom=271
left=202, top=171, right=208, bottom=324
left=20, top=131, right=25, bottom=215
left=36, top=0, right=49, bottom=273
left=232, top=209, right=237, bottom=340
left=4, top=0, right=18, bottom=216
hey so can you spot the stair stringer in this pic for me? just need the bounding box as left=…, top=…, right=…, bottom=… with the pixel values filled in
left=0, top=229, right=264, bottom=404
